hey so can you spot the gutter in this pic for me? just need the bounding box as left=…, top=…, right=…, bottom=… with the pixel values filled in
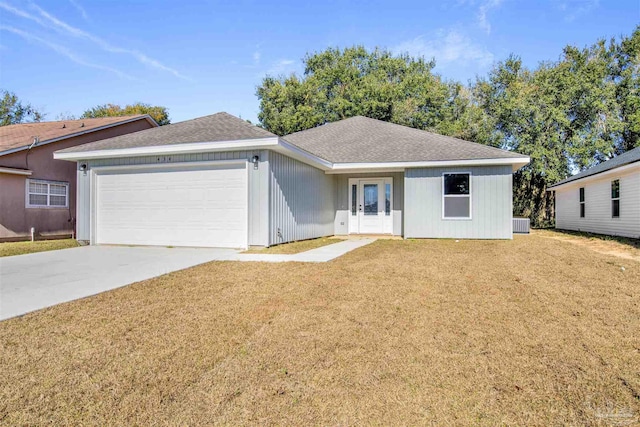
left=0, top=115, right=158, bottom=158
left=54, top=138, right=530, bottom=173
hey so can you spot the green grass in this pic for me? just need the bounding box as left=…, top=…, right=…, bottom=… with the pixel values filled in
left=0, top=239, right=80, bottom=257
left=242, top=236, right=338, bottom=254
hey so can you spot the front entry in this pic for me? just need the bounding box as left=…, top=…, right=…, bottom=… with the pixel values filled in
left=348, top=177, right=393, bottom=234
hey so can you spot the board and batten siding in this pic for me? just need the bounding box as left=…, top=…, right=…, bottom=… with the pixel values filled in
left=268, top=151, right=335, bottom=246
left=404, top=165, right=513, bottom=239
left=75, top=150, right=270, bottom=246
left=555, top=167, right=640, bottom=239
left=333, top=172, right=404, bottom=235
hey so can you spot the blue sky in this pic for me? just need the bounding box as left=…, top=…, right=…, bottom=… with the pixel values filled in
left=1, top=0, right=638, bottom=124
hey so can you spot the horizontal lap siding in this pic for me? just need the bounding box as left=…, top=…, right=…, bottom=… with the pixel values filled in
left=76, top=150, right=269, bottom=246
left=404, top=165, right=513, bottom=239
left=555, top=168, right=640, bottom=238
left=269, top=152, right=335, bottom=246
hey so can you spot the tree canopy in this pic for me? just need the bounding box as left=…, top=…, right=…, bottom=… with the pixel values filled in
left=0, top=90, right=44, bottom=126
left=257, top=26, right=640, bottom=226
left=81, top=103, right=170, bottom=126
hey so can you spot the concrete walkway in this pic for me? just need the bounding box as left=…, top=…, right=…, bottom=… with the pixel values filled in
left=228, top=238, right=375, bottom=262
left=0, top=239, right=375, bottom=321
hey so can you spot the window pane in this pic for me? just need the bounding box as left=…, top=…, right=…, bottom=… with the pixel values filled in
left=444, top=174, right=469, bottom=195
left=579, top=187, right=585, bottom=203
left=49, top=195, right=67, bottom=206
left=444, top=196, right=470, bottom=218
left=29, top=194, right=48, bottom=206
left=50, top=184, right=66, bottom=195
left=363, top=184, right=378, bottom=215
left=612, top=199, right=620, bottom=218
left=385, top=183, right=391, bottom=216
left=580, top=203, right=585, bottom=218
left=611, top=180, right=620, bottom=199
left=351, top=184, right=357, bottom=216
left=29, top=181, right=48, bottom=194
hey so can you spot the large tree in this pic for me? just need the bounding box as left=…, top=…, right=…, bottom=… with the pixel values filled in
left=81, top=102, right=170, bottom=126
left=257, top=30, right=639, bottom=227
left=257, top=46, right=473, bottom=137
left=0, top=90, right=44, bottom=126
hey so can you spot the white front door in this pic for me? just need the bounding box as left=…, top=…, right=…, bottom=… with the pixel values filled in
left=348, top=177, right=393, bottom=234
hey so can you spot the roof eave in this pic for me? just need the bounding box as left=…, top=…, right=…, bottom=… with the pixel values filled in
left=54, top=137, right=282, bottom=161
left=548, top=160, right=640, bottom=191
left=326, top=157, right=530, bottom=174
left=0, top=115, right=158, bottom=158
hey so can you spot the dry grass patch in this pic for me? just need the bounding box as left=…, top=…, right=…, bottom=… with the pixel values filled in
left=1, top=235, right=639, bottom=425
left=243, top=236, right=338, bottom=254
left=537, top=229, right=640, bottom=262
left=0, top=239, right=79, bottom=257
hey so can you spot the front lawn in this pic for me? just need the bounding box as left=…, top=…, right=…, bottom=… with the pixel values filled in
left=1, top=235, right=638, bottom=425
left=0, top=239, right=79, bottom=257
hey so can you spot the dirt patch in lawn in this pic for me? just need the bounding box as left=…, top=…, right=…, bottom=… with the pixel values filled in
left=243, top=236, right=338, bottom=254
left=1, top=235, right=639, bottom=425
left=0, top=239, right=79, bottom=257
left=536, top=229, right=640, bottom=262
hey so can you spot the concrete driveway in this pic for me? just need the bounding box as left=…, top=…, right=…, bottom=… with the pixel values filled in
left=0, top=246, right=238, bottom=321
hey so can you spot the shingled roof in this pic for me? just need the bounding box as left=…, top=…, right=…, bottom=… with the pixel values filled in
left=58, top=112, right=276, bottom=154
left=282, top=116, right=525, bottom=163
left=548, top=146, right=640, bottom=188
left=0, top=115, right=154, bottom=155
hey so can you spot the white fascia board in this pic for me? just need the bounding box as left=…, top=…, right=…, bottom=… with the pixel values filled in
left=548, top=161, right=640, bottom=191
left=54, top=137, right=280, bottom=161
left=0, top=167, right=33, bottom=176
left=1, top=115, right=158, bottom=158
left=273, top=138, right=333, bottom=170
left=330, top=157, right=530, bottom=172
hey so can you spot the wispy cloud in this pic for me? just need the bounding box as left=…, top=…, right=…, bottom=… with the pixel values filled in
left=253, top=50, right=261, bottom=64
left=0, top=1, right=190, bottom=80
left=264, top=59, right=297, bottom=77
left=477, top=0, right=503, bottom=34
left=394, top=29, right=494, bottom=70
left=68, top=0, right=89, bottom=22
left=553, top=0, right=599, bottom=21
left=0, top=25, right=135, bottom=79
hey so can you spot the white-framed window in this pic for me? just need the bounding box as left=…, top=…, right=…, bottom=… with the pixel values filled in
left=443, top=172, right=471, bottom=219
left=579, top=187, right=585, bottom=218
left=611, top=179, right=620, bottom=218
left=26, top=179, right=69, bottom=208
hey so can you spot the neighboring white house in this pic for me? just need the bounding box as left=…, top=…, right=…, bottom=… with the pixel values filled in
left=54, top=113, right=529, bottom=248
left=548, top=146, right=640, bottom=239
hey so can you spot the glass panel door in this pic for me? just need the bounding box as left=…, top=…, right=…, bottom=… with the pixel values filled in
left=363, top=184, right=378, bottom=215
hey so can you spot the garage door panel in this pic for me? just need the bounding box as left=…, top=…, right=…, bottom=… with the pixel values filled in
left=96, top=163, right=248, bottom=248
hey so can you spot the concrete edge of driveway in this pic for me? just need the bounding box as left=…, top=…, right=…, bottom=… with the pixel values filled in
left=0, top=239, right=376, bottom=321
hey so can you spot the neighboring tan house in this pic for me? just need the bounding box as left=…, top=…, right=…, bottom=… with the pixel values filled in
left=548, top=146, right=640, bottom=239
left=54, top=113, right=530, bottom=248
left=0, top=115, right=158, bottom=240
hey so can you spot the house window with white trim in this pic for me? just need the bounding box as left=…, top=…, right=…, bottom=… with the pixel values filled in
left=579, top=187, right=585, bottom=218
left=26, top=179, right=69, bottom=208
left=443, top=173, right=471, bottom=219
left=611, top=179, right=620, bottom=218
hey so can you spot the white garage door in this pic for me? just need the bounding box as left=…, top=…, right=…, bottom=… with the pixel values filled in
left=95, top=162, right=248, bottom=248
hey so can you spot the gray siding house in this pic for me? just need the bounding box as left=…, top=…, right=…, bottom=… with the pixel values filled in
left=549, top=147, right=640, bottom=239
left=54, top=113, right=530, bottom=248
